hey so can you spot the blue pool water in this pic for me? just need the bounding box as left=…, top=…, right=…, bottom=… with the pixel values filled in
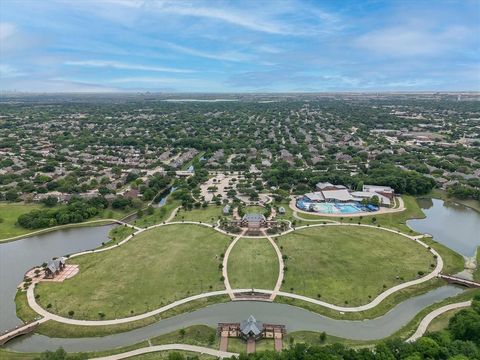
left=296, top=198, right=374, bottom=215
left=337, top=204, right=362, bottom=213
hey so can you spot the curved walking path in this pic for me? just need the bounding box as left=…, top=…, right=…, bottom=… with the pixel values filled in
left=222, top=230, right=247, bottom=300
left=26, top=230, right=442, bottom=324
left=21, top=216, right=444, bottom=326
left=262, top=231, right=284, bottom=301
left=165, top=206, right=181, bottom=223
left=292, top=211, right=339, bottom=223
left=90, top=344, right=239, bottom=360
left=406, top=300, right=472, bottom=342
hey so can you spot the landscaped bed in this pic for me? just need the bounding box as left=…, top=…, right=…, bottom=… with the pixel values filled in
left=227, top=237, right=279, bottom=290
left=35, top=224, right=230, bottom=320
left=278, top=225, right=435, bottom=306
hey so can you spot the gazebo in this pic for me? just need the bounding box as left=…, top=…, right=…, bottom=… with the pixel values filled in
left=240, top=315, right=263, bottom=340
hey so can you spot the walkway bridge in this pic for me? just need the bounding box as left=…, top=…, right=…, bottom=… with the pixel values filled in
left=0, top=319, right=43, bottom=345
left=439, top=274, right=480, bottom=288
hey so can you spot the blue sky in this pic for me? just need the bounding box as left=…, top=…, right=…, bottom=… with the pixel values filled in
left=1, top=0, right=479, bottom=92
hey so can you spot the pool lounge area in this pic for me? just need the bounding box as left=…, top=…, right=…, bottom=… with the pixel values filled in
left=296, top=198, right=379, bottom=214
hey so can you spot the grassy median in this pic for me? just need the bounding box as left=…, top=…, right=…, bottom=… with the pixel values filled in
left=227, top=237, right=279, bottom=290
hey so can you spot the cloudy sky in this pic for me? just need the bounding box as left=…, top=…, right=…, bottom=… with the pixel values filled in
left=1, top=0, right=479, bottom=92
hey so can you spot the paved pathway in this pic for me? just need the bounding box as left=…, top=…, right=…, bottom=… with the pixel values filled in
left=222, top=230, right=247, bottom=300
left=292, top=211, right=339, bottom=223
left=27, top=285, right=254, bottom=326
left=0, top=318, right=48, bottom=345
left=262, top=230, right=284, bottom=301
left=165, top=206, right=181, bottom=223
left=407, top=300, right=472, bottom=342
left=22, top=216, right=444, bottom=326
left=90, top=344, right=239, bottom=360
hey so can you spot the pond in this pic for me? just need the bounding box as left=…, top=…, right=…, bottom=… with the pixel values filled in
left=6, top=285, right=464, bottom=353
left=0, top=225, right=115, bottom=331
left=1, top=196, right=478, bottom=352
left=407, top=198, right=480, bottom=258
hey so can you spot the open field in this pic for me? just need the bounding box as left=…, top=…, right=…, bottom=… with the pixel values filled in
left=244, top=205, right=266, bottom=214
left=278, top=226, right=434, bottom=306
left=0, top=202, right=43, bottom=240
left=35, top=224, right=230, bottom=320
left=177, top=205, right=224, bottom=223
left=227, top=237, right=279, bottom=290
left=134, top=198, right=181, bottom=227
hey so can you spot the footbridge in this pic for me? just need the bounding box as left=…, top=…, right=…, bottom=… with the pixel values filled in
left=439, top=274, right=480, bottom=288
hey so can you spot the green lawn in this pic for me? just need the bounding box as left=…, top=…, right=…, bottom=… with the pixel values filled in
left=177, top=205, right=224, bottom=223
left=0, top=202, right=43, bottom=240
left=227, top=338, right=274, bottom=353
left=35, top=224, right=230, bottom=320
left=133, top=198, right=181, bottom=227
left=278, top=225, right=434, bottom=306
left=244, top=205, right=266, bottom=214
left=331, top=195, right=425, bottom=234
left=227, top=238, right=279, bottom=290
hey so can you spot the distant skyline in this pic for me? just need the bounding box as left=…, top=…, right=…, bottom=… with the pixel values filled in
left=1, top=0, right=479, bottom=92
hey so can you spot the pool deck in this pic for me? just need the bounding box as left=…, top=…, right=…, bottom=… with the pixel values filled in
left=289, top=196, right=405, bottom=218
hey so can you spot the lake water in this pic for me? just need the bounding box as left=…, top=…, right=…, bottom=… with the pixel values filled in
left=6, top=286, right=463, bottom=353
left=1, top=196, right=479, bottom=352
left=0, top=225, right=114, bottom=331
left=407, top=198, right=480, bottom=258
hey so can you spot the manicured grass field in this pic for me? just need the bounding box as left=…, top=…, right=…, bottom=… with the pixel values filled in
left=177, top=205, right=224, bottom=223
left=227, top=238, right=279, bottom=290
left=278, top=225, right=434, bottom=306
left=0, top=202, right=43, bottom=240
left=244, top=205, right=266, bottom=214
left=35, top=224, right=230, bottom=320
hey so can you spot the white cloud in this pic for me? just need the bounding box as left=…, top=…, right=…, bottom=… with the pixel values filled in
left=64, top=60, right=195, bottom=73
left=0, top=22, right=16, bottom=41
left=161, top=42, right=253, bottom=62
left=355, top=25, right=470, bottom=57
left=0, top=64, right=25, bottom=78
left=154, top=2, right=289, bottom=35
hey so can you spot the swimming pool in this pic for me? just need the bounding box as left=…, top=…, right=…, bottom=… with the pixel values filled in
left=296, top=199, right=373, bottom=215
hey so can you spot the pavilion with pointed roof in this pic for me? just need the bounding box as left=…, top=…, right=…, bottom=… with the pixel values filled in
left=240, top=315, right=264, bottom=340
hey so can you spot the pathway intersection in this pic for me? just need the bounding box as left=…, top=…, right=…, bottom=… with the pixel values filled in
left=5, top=202, right=470, bottom=352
